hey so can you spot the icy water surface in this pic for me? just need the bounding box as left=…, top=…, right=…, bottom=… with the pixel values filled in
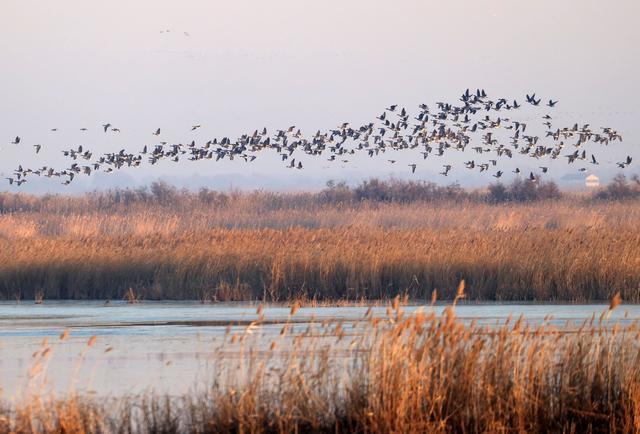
left=0, top=301, right=637, bottom=398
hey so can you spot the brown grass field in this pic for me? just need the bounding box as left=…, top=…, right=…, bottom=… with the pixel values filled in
left=3, top=296, right=640, bottom=433
left=2, top=180, right=640, bottom=432
left=0, top=180, right=639, bottom=302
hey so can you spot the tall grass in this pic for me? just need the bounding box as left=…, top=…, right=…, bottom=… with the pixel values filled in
left=0, top=207, right=638, bottom=302
left=0, top=180, right=638, bottom=301
left=3, top=299, right=640, bottom=432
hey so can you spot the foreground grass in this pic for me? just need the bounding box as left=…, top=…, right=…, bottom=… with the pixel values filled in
left=3, top=296, right=640, bottom=433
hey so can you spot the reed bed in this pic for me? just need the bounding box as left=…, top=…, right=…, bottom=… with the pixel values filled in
left=3, top=297, right=640, bottom=433
left=0, top=197, right=639, bottom=301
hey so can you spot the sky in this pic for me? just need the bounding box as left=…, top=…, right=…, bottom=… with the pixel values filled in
left=1, top=0, right=638, bottom=192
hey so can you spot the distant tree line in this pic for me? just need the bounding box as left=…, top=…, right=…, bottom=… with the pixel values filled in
left=1, top=175, right=639, bottom=214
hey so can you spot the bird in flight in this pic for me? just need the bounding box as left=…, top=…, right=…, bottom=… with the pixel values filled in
left=617, top=156, right=632, bottom=168
left=4, top=89, right=631, bottom=188
left=526, top=93, right=541, bottom=106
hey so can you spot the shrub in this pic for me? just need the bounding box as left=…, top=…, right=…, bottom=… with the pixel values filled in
left=488, top=179, right=562, bottom=203
left=596, top=174, right=640, bottom=200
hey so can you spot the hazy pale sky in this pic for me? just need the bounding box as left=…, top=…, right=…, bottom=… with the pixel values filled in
left=1, top=0, right=638, bottom=192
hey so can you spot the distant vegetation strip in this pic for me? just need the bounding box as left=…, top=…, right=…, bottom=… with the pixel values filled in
left=1, top=175, right=640, bottom=213
left=0, top=178, right=638, bottom=301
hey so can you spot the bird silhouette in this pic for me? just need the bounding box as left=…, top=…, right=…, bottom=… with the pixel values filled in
left=4, top=89, right=632, bottom=188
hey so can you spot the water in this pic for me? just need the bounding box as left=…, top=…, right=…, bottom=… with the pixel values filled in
left=0, top=301, right=635, bottom=399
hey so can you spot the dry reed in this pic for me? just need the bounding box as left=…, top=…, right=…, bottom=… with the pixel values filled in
left=2, top=297, right=640, bottom=432
left=0, top=197, right=638, bottom=302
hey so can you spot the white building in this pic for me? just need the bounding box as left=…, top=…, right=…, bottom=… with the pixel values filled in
left=585, top=174, right=600, bottom=188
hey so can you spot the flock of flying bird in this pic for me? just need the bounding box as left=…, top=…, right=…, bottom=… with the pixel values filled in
left=4, top=89, right=633, bottom=187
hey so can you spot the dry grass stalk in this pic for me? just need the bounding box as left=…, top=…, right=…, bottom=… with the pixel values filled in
left=610, top=291, right=622, bottom=310
left=0, top=198, right=638, bottom=302
left=124, top=288, right=138, bottom=304
left=3, top=303, right=640, bottom=432
left=34, top=291, right=44, bottom=305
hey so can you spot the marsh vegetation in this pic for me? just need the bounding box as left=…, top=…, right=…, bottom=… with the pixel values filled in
left=3, top=295, right=640, bottom=433
left=0, top=178, right=639, bottom=302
